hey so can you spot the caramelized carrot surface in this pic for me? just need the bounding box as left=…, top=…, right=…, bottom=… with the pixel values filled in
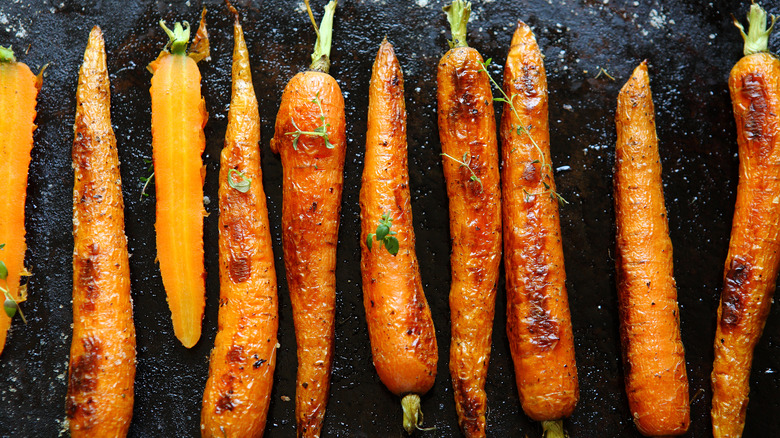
left=712, top=4, right=780, bottom=437
left=66, top=26, right=135, bottom=437
left=360, top=39, right=438, bottom=434
left=269, top=2, right=343, bottom=435
left=501, top=22, right=579, bottom=428
left=200, top=7, right=278, bottom=437
left=614, top=61, right=690, bottom=436
left=0, top=45, right=40, bottom=354
left=438, top=2, right=501, bottom=435
left=148, top=13, right=209, bottom=348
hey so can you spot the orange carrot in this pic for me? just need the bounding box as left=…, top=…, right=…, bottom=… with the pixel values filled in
left=360, top=39, right=438, bottom=434
left=0, top=45, right=42, bottom=354
left=712, top=4, right=780, bottom=437
left=500, top=22, right=579, bottom=437
left=147, top=10, right=210, bottom=348
left=437, top=2, right=501, bottom=436
left=269, top=1, right=344, bottom=436
left=614, top=61, right=690, bottom=436
left=200, top=4, right=279, bottom=437
left=66, top=26, right=136, bottom=437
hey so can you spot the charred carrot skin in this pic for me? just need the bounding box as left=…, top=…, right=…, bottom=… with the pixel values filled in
left=66, top=26, right=136, bottom=437
left=360, top=40, right=438, bottom=432
left=148, top=14, right=209, bottom=348
left=614, top=61, right=690, bottom=436
left=0, top=47, right=41, bottom=354
left=438, top=2, right=501, bottom=435
left=200, top=8, right=278, bottom=438
left=270, top=69, right=345, bottom=437
left=712, top=5, right=780, bottom=437
left=501, top=22, right=579, bottom=425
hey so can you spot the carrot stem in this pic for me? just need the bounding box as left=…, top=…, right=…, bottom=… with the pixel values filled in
left=0, top=46, right=15, bottom=63
left=733, top=2, right=776, bottom=56
left=443, top=0, right=471, bottom=48
left=542, top=420, right=566, bottom=438
left=159, top=20, right=191, bottom=55
left=309, top=0, right=338, bottom=73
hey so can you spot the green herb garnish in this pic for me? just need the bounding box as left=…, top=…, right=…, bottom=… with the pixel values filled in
left=0, top=244, right=26, bottom=323
left=286, top=92, right=334, bottom=150
left=479, top=58, right=567, bottom=205
left=228, top=169, right=251, bottom=193
left=441, top=152, right=483, bottom=190
left=366, top=212, right=399, bottom=256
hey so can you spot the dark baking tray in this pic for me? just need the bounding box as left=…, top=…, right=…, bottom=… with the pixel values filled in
left=0, top=0, right=778, bottom=436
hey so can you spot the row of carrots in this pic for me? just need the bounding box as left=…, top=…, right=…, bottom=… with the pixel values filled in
left=0, top=0, right=777, bottom=437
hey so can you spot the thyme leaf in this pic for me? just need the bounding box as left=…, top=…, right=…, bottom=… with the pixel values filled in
left=228, top=169, right=251, bottom=193
left=367, top=212, right=399, bottom=256
left=285, top=92, right=335, bottom=150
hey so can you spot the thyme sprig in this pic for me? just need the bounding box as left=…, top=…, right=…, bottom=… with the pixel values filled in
left=479, top=58, right=567, bottom=205
left=441, top=152, right=483, bottom=190
left=286, top=92, right=334, bottom=150
left=228, top=169, right=251, bottom=193
left=367, top=212, right=399, bottom=256
left=0, top=244, right=26, bottom=323
left=140, top=158, right=154, bottom=200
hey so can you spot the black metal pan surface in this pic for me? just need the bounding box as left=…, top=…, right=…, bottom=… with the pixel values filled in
left=0, top=0, right=777, bottom=436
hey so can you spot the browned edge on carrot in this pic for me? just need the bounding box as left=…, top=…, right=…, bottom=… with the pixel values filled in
left=614, top=61, right=690, bottom=436
left=360, top=38, right=438, bottom=434
left=0, top=45, right=43, bottom=354
left=269, top=1, right=345, bottom=436
left=437, top=1, right=501, bottom=436
left=712, top=3, right=780, bottom=437
left=147, top=9, right=209, bottom=348
left=500, top=22, right=579, bottom=438
left=66, top=26, right=136, bottom=437
left=200, top=3, right=279, bottom=437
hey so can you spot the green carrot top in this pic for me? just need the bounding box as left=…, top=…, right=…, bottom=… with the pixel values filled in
left=0, top=45, right=15, bottom=63
left=444, top=0, right=471, bottom=49
left=734, top=1, right=776, bottom=56
left=308, top=0, right=338, bottom=73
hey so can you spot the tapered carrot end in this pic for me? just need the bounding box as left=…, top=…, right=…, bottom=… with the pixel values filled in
left=189, top=7, right=210, bottom=63
left=174, top=322, right=202, bottom=349
left=511, top=21, right=535, bottom=47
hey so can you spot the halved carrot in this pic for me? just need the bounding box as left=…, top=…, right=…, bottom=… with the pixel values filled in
left=0, top=45, right=42, bottom=355
left=148, top=10, right=209, bottom=348
left=200, top=4, right=279, bottom=437
left=269, top=1, right=344, bottom=436
left=500, top=22, right=579, bottom=436
left=66, top=26, right=136, bottom=437
left=360, top=39, right=438, bottom=434
left=437, top=2, right=501, bottom=436
left=712, top=4, right=780, bottom=437
left=614, top=61, right=690, bottom=436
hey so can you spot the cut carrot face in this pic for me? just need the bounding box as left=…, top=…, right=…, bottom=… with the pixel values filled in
left=269, top=1, right=345, bottom=436
left=0, top=45, right=42, bottom=355
left=615, top=61, right=690, bottom=436
left=360, top=39, right=438, bottom=434
left=67, top=26, right=136, bottom=437
left=437, top=2, right=502, bottom=436
left=200, top=4, right=279, bottom=437
left=712, top=4, right=780, bottom=437
left=500, top=22, right=579, bottom=437
left=148, top=10, right=209, bottom=348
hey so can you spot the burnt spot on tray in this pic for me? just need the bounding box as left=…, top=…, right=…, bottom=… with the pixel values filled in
left=78, top=243, right=101, bottom=313
left=742, top=73, right=769, bottom=146
left=720, top=257, right=751, bottom=329
left=66, top=336, right=101, bottom=419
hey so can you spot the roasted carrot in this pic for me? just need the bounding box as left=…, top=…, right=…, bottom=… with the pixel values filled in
left=437, top=2, right=501, bottom=436
left=614, top=61, right=690, bottom=436
left=269, top=1, right=345, bottom=436
left=360, top=39, right=438, bottom=434
left=66, top=26, right=136, bottom=437
left=712, top=4, right=780, bottom=437
left=0, top=45, right=42, bottom=354
left=200, top=4, right=279, bottom=437
left=148, top=10, right=210, bottom=348
left=499, top=22, right=579, bottom=437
